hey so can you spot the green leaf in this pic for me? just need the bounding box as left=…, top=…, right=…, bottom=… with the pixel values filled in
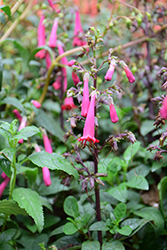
left=3, top=39, right=29, bottom=71
left=13, top=126, right=41, bottom=142
left=123, top=141, right=141, bottom=164
left=107, top=183, right=127, bottom=202
left=0, top=5, right=11, bottom=19
left=134, top=207, right=164, bottom=235
left=0, top=53, right=3, bottom=91
left=1, top=97, right=24, bottom=112
left=126, top=175, right=149, bottom=190
left=82, top=241, right=100, bottom=250
left=50, top=225, right=64, bottom=237
left=0, top=228, right=17, bottom=250
left=12, top=188, right=44, bottom=233
left=116, top=225, right=132, bottom=236
left=158, top=176, right=167, bottom=217
left=63, top=222, right=78, bottom=235
left=140, top=120, right=155, bottom=136
left=0, top=200, right=27, bottom=216
left=35, top=109, right=64, bottom=141
left=0, top=128, right=10, bottom=141
left=127, top=164, right=150, bottom=182
left=121, top=218, right=150, bottom=236
left=38, top=176, right=71, bottom=196
left=19, top=166, right=38, bottom=186
left=89, top=221, right=109, bottom=231
left=102, top=241, right=125, bottom=250
left=44, top=215, right=60, bottom=229
left=29, top=45, right=53, bottom=62
left=114, top=203, right=127, bottom=222
left=1, top=148, right=16, bottom=162
left=40, top=197, right=53, bottom=212
left=63, top=196, right=79, bottom=218
left=0, top=158, right=11, bottom=177
left=28, top=151, right=79, bottom=179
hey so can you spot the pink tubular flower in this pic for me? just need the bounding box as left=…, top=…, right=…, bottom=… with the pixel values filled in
left=81, top=73, right=90, bottom=117
left=72, top=10, right=87, bottom=47
left=12, top=109, right=22, bottom=122
left=18, top=116, right=27, bottom=144
left=34, top=144, right=52, bottom=186
left=72, top=71, right=80, bottom=86
left=47, top=0, right=55, bottom=10
left=124, top=66, right=135, bottom=83
left=35, top=15, right=45, bottom=59
left=57, top=43, right=68, bottom=92
left=31, top=100, right=41, bottom=109
left=105, top=63, right=115, bottom=81
left=61, top=97, right=77, bottom=111
left=0, top=176, right=10, bottom=198
left=49, top=18, right=58, bottom=48
left=1, top=172, right=7, bottom=179
left=45, top=51, right=52, bottom=69
left=78, top=93, right=99, bottom=145
left=52, top=75, right=61, bottom=90
left=110, top=104, right=119, bottom=123
left=42, top=129, right=53, bottom=154
left=68, top=60, right=76, bottom=67
left=160, top=96, right=167, bottom=119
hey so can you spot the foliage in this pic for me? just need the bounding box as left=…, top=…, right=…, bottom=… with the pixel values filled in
left=0, top=0, right=167, bottom=250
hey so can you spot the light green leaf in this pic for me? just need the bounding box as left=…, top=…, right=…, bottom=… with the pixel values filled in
left=35, top=109, right=64, bottom=141
left=102, top=240, right=125, bottom=250
left=107, top=183, right=127, bottom=202
left=123, top=141, right=141, bottom=164
left=63, top=222, right=78, bottom=235
left=0, top=200, right=27, bottom=216
left=121, top=218, right=145, bottom=231
left=40, top=197, right=53, bottom=212
left=1, top=97, right=24, bottom=112
left=116, top=225, right=132, bottom=236
left=12, top=188, right=44, bottom=233
left=127, top=164, right=150, bottom=182
left=19, top=166, right=38, bottom=186
left=13, top=126, right=41, bottom=141
left=134, top=207, right=164, bottom=235
left=44, top=215, right=60, bottom=229
left=50, top=225, right=64, bottom=237
left=158, top=176, right=167, bottom=217
left=64, top=196, right=79, bottom=218
left=1, top=148, right=16, bottom=162
left=127, top=175, right=149, bottom=190
left=89, top=221, right=109, bottom=231
left=82, top=241, right=100, bottom=250
left=114, top=203, right=127, bottom=222
left=0, top=128, right=10, bottom=141
left=28, top=151, right=79, bottom=179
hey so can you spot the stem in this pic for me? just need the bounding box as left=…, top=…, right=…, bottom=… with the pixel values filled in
left=94, top=73, right=102, bottom=246
left=0, top=0, right=34, bottom=43
left=9, top=155, right=17, bottom=200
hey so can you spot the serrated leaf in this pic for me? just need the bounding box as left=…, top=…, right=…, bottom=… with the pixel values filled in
left=28, top=151, right=79, bottom=179
left=0, top=200, right=27, bottom=216
left=114, top=203, right=127, bottom=222
left=108, top=183, right=127, bottom=202
left=158, top=176, right=167, bottom=217
left=13, top=126, right=41, bottom=142
left=89, top=221, right=109, bottom=231
left=134, top=207, right=164, bottom=235
left=63, top=222, right=78, bottom=235
left=1, top=148, right=16, bottom=162
left=64, top=196, right=79, bottom=218
left=116, top=225, right=132, bottom=236
left=12, top=188, right=44, bottom=233
left=123, top=141, right=141, bottom=164
left=102, top=241, right=125, bottom=250
left=0, top=128, right=10, bottom=141
left=35, top=109, right=64, bottom=141
left=1, top=97, right=24, bottom=112
left=0, top=5, right=11, bottom=18
left=82, top=241, right=100, bottom=250
left=127, top=175, right=149, bottom=190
